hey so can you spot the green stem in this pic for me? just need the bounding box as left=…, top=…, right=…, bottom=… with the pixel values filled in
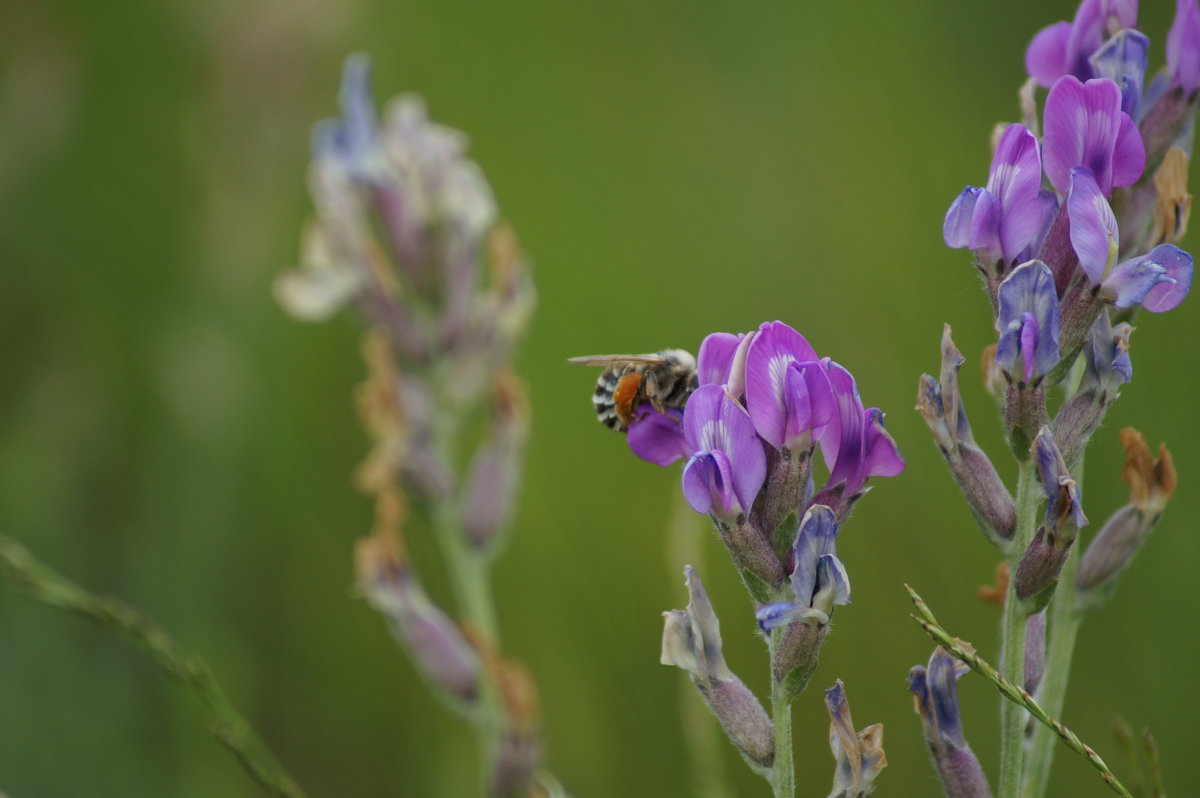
left=0, top=535, right=307, bottom=798
left=999, top=460, right=1040, bottom=798
left=768, top=626, right=794, bottom=798
left=1021, top=460, right=1085, bottom=798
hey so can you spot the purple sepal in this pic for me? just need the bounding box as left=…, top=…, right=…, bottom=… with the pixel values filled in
left=1043, top=76, right=1144, bottom=196
left=697, top=332, right=744, bottom=387
left=1034, top=427, right=1089, bottom=532
left=1139, top=244, right=1193, bottom=311
left=1067, top=167, right=1119, bottom=282
left=1168, top=0, right=1200, bottom=94
left=681, top=385, right=766, bottom=516
left=1090, top=29, right=1149, bottom=115
left=627, top=407, right=689, bottom=466
left=744, top=321, right=834, bottom=450
left=995, top=261, right=1061, bottom=384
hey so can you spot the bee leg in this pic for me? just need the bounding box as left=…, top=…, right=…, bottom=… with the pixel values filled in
left=644, top=370, right=667, bottom=414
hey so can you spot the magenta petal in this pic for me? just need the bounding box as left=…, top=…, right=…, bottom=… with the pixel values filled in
left=819, top=364, right=865, bottom=487
left=1026, top=21, right=1073, bottom=88
left=1111, top=112, right=1145, bottom=189
left=745, top=321, right=818, bottom=448
left=862, top=408, right=905, bottom=479
left=988, top=124, right=1044, bottom=261
left=627, top=408, right=689, bottom=466
left=682, top=455, right=715, bottom=514
left=697, top=332, right=742, bottom=387
left=1168, top=0, right=1200, bottom=93
left=721, top=401, right=766, bottom=514
left=1068, top=167, right=1119, bottom=282
left=683, top=384, right=726, bottom=449
left=781, top=364, right=813, bottom=446
left=803, top=362, right=836, bottom=434
left=1141, top=244, right=1193, bottom=311
left=967, top=188, right=1001, bottom=257
left=1043, top=76, right=1123, bottom=195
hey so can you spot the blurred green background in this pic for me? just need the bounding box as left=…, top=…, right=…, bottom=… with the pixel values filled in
left=2, top=0, right=1197, bottom=795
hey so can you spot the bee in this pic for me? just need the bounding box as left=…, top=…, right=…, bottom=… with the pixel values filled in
left=568, top=350, right=698, bottom=432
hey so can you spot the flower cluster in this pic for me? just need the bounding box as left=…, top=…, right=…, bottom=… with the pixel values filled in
left=945, top=1, right=1197, bottom=451
left=914, top=3, right=1194, bottom=797
left=280, top=56, right=546, bottom=796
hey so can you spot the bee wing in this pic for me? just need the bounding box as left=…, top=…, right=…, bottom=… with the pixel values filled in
left=567, top=353, right=667, bottom=367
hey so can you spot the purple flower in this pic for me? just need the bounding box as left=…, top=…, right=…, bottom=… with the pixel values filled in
left=944, top=124, right=1044, bottom=264
left=627, top=408, right=690, bottom=466
left=681, top=385, right=766, bottom=517
left=994, top=261, right=1060, bottom=384
left=697, top=332, right=745, bottom=388
left=744, top=321, right=835, bottom=451
left=1089, top=29, right=1149, bottom=115
left=817, top=365, right=904, bottom=497
left=1067, top=166, right=1119, bottom=282
left=1167, top=0, right=1200, bottom=94
left=908, top=648, right=993, bottom=798
left=756, top=505, right=850, bottom=630
left=1034, top=427, right=1088, bottom=535
left=1104, top=243, right=1193, bottom=310
left=1025, top=0, right=1139, bottom=88
left=1043, top=76, right=1144, bottom=197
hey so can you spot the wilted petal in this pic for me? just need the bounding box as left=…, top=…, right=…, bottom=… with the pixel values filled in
left=313, top=54, right=379, bottom=178
left=1043, top=76, right=1125, bottom=195
left=1140, top=244, right=1193, bottom=311
left=995, top=261, right=1061, bottom=383
left=1167, top=0, right=1200, bottom=93
left=1090, top=29, right=1149, bottom=115
left=1068, top=167, right=1119, bottom=282
left=826, top=681, right=887, bottom=798
left=1035, top=427, right=1089, bottom=532
left=697, top=332, right=743, bottom=387
left=1026, top=21, right=1073, bottom=88
left=627, top=408, right=690, bottom=465
left=987, top=124, right=1045, bottom=261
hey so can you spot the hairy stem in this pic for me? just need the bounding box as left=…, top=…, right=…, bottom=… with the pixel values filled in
left=0, top=535, right=307, bottom=798
left=1021, top=456, right=1085, bottom=798
left=768, top=626, right=795, bottom=798
left=999, top=460, right=1039, bottom=798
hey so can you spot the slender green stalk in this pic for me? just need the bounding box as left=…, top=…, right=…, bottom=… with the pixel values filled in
left=0, top=535, right=307, bottom=798
left=1021, top=458, right=1086, bottom=798
left=906, top=585, right=1132, bottom=798
left=999, top=459, right=1040, bottom=798
left=768, top=626, right=794, bottom=798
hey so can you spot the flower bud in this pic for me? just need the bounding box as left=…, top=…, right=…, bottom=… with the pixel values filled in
left=826, top=680, right=887, bottom=798
left=1076, top=429, right=1176, bottom=609
left=355, top=503, right=480, bottom=705
left=908, top=648, right=993, bottom=798
left=1015, top=429, right=1087, bottom=609
left=462, top=373, right=530, bottom=550
left=917, top=328, right=1016, bottom=543
left=662, top=567, right=774, bottom=772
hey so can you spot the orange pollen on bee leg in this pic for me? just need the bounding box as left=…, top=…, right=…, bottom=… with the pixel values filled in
left=613, top=372, right=642, bottom=422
